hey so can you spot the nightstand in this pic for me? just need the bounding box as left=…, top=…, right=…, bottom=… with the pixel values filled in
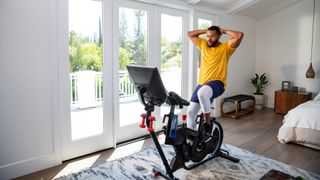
left=274, top=90, right=312, bottom=114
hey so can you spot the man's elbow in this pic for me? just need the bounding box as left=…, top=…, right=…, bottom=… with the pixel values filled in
left=238, top=32, right=244, bottom=40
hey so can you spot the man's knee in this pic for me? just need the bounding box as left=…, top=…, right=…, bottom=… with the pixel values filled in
left=197, top=86, right=213, bottom=99
left=197, top=92, right=206, bottom=101
left=187, top=106, right=196, bottom=115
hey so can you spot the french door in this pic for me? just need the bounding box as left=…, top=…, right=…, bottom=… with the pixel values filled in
left=157, top=6, right=189, bottom=117
left=61, top=0, right=190, bottom=160
left=61, top=0, right=113, bottom=160
left=114, top=1, right=189, bottom=142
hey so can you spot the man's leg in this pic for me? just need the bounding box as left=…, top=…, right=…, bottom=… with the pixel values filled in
left=197, top=85, right=213, bottom=124
left=197, top=85, right=214, bottom=134
left=197, top=81, right=225, bottom=134
left=187, top=102, right=201, bottom=130
left=187, top=85, right=202, bottom=130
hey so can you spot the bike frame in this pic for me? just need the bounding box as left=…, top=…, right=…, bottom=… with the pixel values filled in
left=138, top=90, right=239, bottom=180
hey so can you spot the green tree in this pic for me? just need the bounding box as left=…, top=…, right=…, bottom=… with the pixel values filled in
left=80, top=42, right=102, bottom=71
left=131, top=10, right=147, bottom=66
left=98, top=17, right=102, bottom=47
left=118, top=9, right=148, bottom=67
left=69, top=31, right=84, bottom=72
left=198, top=23, right=210, bottom=30
left=119, top=48, right=133, bottom=70
left=161, top=37, right=171, bottom=65
left=198, top=23, right=210, bottom=39
left=69, top=31, right=102, bottom=72
left=119, top=9, right=129, bottom=49
left=170, top=39, right=182, bottom=67
left=161, top=37, right=182, bottom=68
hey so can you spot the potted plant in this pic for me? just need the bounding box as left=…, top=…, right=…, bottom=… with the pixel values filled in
left=250, top=73, right=269, bottom=109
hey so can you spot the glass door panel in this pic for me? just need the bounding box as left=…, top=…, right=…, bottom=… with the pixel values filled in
left=62, top=0, right=112, bottom=160
left=69, top=0, right=103, bottom=140
left=159, top=8, right=187, bottom=118
left=119, top=7, right=147, bottom=126
left=198, top=18, right=211, bottom=37
left=115, top=2, right=188, bottom=142
left=160, top=14, right=182, bottom=95
left=117, top=3, right=150, bottom=142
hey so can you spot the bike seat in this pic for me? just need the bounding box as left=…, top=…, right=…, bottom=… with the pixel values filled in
left=166, top=91, right=190, bottom=109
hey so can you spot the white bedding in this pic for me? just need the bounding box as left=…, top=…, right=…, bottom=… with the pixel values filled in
left=277, top=100, right=320, bottom=150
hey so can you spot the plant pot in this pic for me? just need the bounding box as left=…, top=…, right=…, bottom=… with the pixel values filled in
left=253, top=94, right=264, bottom=109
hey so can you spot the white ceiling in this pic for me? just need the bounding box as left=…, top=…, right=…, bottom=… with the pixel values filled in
left=179, top=0, right=302, bottom=19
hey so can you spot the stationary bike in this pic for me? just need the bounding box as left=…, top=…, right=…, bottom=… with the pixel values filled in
left=127, top=65, right=239, bottom=180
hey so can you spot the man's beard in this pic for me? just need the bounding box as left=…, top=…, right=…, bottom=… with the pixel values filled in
left=207, top=40, right=220, bottom=47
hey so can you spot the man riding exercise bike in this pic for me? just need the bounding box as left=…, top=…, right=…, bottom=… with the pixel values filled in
left=127, top=65, right=239, bottom=180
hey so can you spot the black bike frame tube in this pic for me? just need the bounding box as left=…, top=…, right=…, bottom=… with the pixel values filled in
left=149, top=130, right=174, bottom=179
left=169, top=104, right=175, bottom=114
left=164, top=104, right=177, bottom=145
left=144, top=105, right=174, bottom=179
left=166, top=104, right=176, bottom=136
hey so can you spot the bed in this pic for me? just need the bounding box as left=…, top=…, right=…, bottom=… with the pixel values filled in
left=277, top=92, right=320, bottom=150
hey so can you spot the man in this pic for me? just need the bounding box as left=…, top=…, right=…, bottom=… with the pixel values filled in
left=187, top=26, right=243, bottom=134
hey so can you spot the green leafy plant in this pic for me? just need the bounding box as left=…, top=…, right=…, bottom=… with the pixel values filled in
left=250, top=73, right=269, bottom=95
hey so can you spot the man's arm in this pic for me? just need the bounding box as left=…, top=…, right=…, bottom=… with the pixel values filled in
left=187, top=30, right=207, bottom=44
left=220, top=28, right=244, bottom=48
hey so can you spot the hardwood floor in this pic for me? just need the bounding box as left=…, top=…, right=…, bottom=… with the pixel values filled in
left=16, top=108, right=320, bottom=179
left=220, top=108, right=320, bottom=175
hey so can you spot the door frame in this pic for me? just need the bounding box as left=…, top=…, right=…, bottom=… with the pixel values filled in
left=156, top=5, right=189, bottom=100
left=113, top=1, right=190, bottom=143
left=55, top=0, right=195, bottom=160
left=113, top=0, right=156, bottom=143
left=156, top=5, right=190, bottom=119
left=57, top=0, right=114, bottom=161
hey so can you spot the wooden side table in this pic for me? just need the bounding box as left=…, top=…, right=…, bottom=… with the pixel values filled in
left=274, top=90, right=311, bottom=114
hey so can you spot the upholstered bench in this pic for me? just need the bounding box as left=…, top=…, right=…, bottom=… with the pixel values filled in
left=220, top=94, right=255, bottom=119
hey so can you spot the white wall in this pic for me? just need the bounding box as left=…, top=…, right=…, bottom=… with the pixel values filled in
left=0, top=0, right=60, bottom=179
left=214, top=14, right=256, bottom=115
left=256, top=0, right=320, bottom=108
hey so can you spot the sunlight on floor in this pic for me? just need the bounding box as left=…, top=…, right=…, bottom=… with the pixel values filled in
left=53, top=154, right=101, bottom=178
left=52, top=137, right=164, bottom=178
left=106, top=141, right=145, bottom=161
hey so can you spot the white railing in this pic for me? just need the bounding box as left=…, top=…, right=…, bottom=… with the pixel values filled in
left=70, top=73, right=78, bottom=105
left=70, top=70, right=137, bottom=109
left=118, top=71, right=135, bottom=98
left=119, top=71, right=138, bottom=103
left=70, top=68, right=181, bottom=109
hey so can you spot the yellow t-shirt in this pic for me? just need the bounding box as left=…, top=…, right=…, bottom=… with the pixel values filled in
left=197, top=39, right=236, bottom=87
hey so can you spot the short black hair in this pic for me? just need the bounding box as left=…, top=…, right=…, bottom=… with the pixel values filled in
left=208, top=26, right=221, bottom=35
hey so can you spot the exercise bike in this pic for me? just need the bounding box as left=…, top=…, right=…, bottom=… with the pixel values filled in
left=127, top=65, right=239, bottom=180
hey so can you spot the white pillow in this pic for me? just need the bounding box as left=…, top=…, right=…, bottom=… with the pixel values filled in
left=314, top=92, right=320, bottom=101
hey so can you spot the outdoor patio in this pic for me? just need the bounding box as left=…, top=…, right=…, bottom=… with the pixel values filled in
left=70, top=69, right=182, bottom=140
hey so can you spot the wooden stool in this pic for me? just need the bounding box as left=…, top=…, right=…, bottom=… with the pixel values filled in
left=220, top=94, right=255, bottom=119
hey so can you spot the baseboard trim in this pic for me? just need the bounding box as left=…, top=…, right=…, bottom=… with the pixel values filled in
left=0, top=154, right=60, bottom=179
